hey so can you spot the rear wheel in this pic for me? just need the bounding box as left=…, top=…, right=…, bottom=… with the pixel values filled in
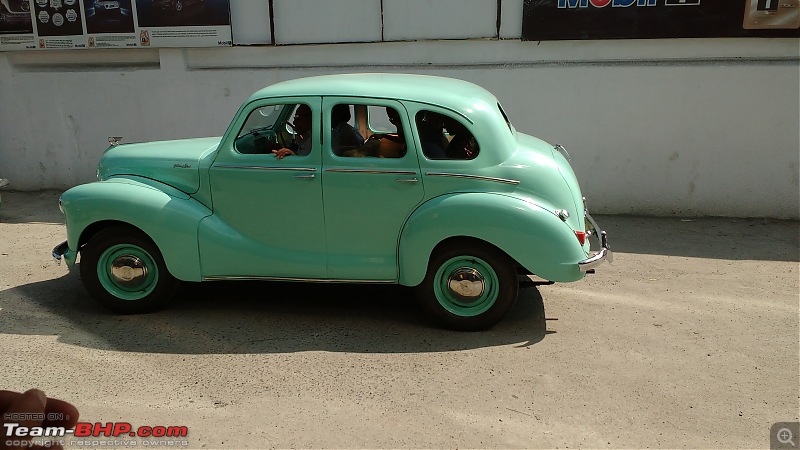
left=80, top=225, right=178, bottom=314
left=415, top=241, right=518, bottom=331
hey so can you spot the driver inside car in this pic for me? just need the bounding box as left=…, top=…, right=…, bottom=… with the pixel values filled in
left=273, top=104, right=313, bottom=159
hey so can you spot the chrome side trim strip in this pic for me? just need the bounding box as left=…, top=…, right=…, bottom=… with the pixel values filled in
left=202, top=276, right=396, bottom=284
left=425, top=172, right=520, bottom=185
left=213, top=165, right=317, bottom=172
left=326, top=168, right=418, bottom=175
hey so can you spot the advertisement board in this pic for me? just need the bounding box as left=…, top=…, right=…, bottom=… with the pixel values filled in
left=522, top=0, right=800, bottom=40
left=0, top=0, right=231, bottom=51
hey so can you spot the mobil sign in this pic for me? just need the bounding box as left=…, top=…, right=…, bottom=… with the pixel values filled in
left=558, top=0, right=700, bottom=7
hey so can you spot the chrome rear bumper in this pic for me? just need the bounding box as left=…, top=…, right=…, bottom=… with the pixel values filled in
left=578, top=212, right=612, bottom=272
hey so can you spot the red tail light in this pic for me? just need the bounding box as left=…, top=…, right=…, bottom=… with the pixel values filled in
left=574, top=231, right=586, bottom=245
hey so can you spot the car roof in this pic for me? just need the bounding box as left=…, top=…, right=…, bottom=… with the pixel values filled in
left=247, top=73, right=500, bottom=117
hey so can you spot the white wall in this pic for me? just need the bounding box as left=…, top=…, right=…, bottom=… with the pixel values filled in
left=382, top=0, right=497, bottom=41
left=273, top=0, right=382, bottom=44
left=1, top=2, right=798, bottom=219
left=230, top=0, right=271, bottom=45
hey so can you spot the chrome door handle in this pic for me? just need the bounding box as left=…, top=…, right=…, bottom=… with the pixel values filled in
left=294, top=174, right=315, bottom=179
left=395, top=177, right=418, bottom=183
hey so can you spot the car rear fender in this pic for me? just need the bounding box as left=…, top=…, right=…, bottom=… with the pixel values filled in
left=398, top=192, right=587, bottom=286
left=60, top=176, right=211, bottom=281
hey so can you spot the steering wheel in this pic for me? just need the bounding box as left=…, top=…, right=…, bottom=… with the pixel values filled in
left=276, top=120, right=297, bottom=148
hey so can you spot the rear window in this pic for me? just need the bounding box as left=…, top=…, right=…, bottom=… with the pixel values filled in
left=415, top=110, right=479, bottom=160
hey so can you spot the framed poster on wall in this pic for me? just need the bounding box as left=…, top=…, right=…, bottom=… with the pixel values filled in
left=522, top=0, right=800, bottom=40
left=0, top=0, right=232, bottom=50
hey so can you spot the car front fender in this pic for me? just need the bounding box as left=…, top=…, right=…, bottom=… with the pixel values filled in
left=398, top=192, right=588, bottom=286
left=59, top=177, right=211, bottom=281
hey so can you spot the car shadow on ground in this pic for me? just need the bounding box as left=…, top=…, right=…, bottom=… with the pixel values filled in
left=3, top=270, right=554, bottom=354
left=595, top=214, right=799, bottom=262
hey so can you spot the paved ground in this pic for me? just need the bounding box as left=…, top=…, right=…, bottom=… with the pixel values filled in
left=1, top=190, right=798, bottom=449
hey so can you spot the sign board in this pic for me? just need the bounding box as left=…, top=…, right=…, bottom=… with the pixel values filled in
left=0, top=0, right=232, bottom=51
left=522, top=0, right=800, bottom=40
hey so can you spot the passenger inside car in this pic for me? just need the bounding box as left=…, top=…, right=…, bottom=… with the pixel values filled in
left=331, top=104, right=364, bottom=156
left=441, top=115, right=479, bottom=160
left=416, top=110, right=479, bottom=160
left=416, top=111, right=449, bottom=159
left=342, top=106, right=407, bottom=158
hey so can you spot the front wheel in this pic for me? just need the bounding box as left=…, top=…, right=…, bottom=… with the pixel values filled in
left=415, top=241, right=519, bottom=331
left=79, top=225, right=178, bottom=314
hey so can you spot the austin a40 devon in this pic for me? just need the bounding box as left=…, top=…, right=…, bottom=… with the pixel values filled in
left=53, top=74, right=611, bottom=330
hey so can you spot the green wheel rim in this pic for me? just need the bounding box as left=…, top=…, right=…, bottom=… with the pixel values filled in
left=433, top=255, right=499, bottom=317
left=97, top=243, right=159, bottom=301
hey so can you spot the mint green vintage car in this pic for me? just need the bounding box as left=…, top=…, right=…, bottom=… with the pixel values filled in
left=53, top=73, right=611, bottom=331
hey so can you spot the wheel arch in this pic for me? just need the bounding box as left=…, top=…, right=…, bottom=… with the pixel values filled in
left=427, top=235, right=515, bottom=270
left=78, top=220, right=149, bottom=249
left=398, top=192, right=587, bottom=286
left=61, top=177, right=211, bottom=281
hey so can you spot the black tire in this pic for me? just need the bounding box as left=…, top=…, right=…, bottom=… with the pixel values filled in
left=79, top=225, right=178, bottom=314
left=415, top=241, right=519, bottom=331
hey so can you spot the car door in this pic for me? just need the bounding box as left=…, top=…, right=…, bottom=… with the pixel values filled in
left=199, top=97, right=328, bottom=279
left=321, top=98, right=424, bottom=281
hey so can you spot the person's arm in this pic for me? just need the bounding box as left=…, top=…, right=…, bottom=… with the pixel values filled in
left=272, top=148, right=296, bottom=159
left=272, top=134, right=303, bottom=158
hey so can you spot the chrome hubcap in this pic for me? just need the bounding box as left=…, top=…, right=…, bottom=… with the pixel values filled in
left=447, top=267, right=485, bottom=301
left=110, top=255, right=148, bottom=288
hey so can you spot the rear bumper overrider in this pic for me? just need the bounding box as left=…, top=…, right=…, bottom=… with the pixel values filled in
left=578, top=212, right=612, bottom=272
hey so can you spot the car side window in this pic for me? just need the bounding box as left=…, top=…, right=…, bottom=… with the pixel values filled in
left=415, top=110, right=479, bottom=160
left=335, top=105, right=408, bottom=159
left=367, top=105, right=395, bottom=133
left=234, top=103, right=312, bottom=156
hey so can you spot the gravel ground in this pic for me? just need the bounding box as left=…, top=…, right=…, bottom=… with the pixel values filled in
left=1, top=190, right=798, bottom=449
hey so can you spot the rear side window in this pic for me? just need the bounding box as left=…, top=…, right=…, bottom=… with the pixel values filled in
left=415, top=110, right=479, bottom=160
left=367, top=105, right=395, bottom=133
